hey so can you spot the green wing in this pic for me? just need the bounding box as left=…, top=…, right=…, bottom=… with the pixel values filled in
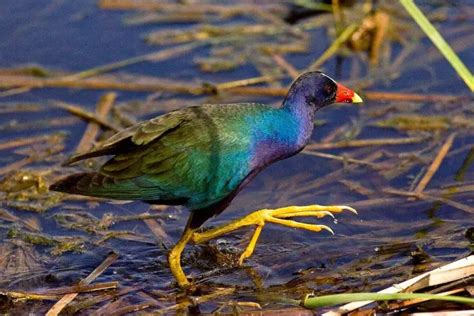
left=65, top=109, right=188, bottom=165
left=102, top=111, right=186, bottom=147
left=91, top=105, right=255, bottom=208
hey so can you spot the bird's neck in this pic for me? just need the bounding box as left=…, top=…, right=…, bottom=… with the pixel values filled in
left=281, top=94, right=316, bottom=147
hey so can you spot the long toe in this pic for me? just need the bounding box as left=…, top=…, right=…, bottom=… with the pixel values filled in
left=268, top=204, right=358, bottom=217
left=266, top=217, right=335, bottom=234
left=273, top=210, right=335, bottom=219
left=190, top=204, right=357, bottom=267
left=341, top=205, right=358, bottom=214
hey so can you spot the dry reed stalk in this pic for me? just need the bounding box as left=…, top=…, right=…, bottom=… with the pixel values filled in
left=271, top=54, right=299, bottom=79
left=75, top=93, right=117, bottom=154
left=0, top=135, right=52, bottom=151
left=215, top=75, right=283, bottom=90
left=54, top=100, right=119, bottom=132
left=0, top=157, right=35, bottom=176
left=295, top=151, right=383, bottom=194
left=98, top=0, right=283, bottom=17
left=46, top=252, right=119, bottom=316
left=302, top=150, right=385, bottom=169
left=143, top=218, right=171, bottom=245
left=66, top=287, right=139, bottom=315
left=306, top=136, right=427, bottom=150
left=383, top=188, right=474, bottom=214
left=413, top=133, right=456, bottom=195
left=63, top=43, right=200, bottom=81
left=0, top=74, right=205, bottom=94
left=386, top=288, right=465, bottom=310
left=364, top=91, right=463, bottom=103
left=0, top=73, right=465, bottom=103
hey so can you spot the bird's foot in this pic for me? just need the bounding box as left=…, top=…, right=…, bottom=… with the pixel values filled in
left=169, top=227, right=194, bottom=288
left=191, top=204, right=357, bottom=266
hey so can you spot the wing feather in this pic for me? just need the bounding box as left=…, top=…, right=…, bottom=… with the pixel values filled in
left=59, top=103, right=268, bottom=209
left=65, top=110, right=190, bottom=165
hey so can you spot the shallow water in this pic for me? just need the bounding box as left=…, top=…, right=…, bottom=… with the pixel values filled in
left=0, top=1, right=473, bottom=314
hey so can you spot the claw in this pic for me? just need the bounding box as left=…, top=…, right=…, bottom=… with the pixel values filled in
left=322, top=211, right=335, bottom=219
left=192, top=204, right=357, bottom=270
left=320, top=224, right=334, bottom=235
left=341, top=205, right=358, bottom=215
left=276, top=210, right=336, bottom=219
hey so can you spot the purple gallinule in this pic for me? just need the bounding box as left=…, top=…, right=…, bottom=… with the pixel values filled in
left=51, top=71, right=362, bottom=287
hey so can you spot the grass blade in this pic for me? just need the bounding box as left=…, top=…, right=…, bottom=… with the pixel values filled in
left=302, top=292, right=474, bottom=308
left=400, top=0, right=474, bottom=91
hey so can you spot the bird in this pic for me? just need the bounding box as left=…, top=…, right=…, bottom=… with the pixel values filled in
left=50, top=71, right=363, bottom=287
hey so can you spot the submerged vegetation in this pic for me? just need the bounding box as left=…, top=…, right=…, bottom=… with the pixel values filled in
left=0, top=0, right=473, bottom=314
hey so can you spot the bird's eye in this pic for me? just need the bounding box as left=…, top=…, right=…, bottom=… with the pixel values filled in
left=323, top=83, right=336, bottom=100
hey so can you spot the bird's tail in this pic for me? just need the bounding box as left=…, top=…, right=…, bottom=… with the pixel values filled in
left=50, top=172, right=104, bottom=196
left=50, top=172, right=134, bottom=200
left=50, top=172, right=165, bottom=201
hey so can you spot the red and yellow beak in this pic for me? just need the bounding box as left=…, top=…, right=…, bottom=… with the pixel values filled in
left=336, top=82, right=363, bottom=104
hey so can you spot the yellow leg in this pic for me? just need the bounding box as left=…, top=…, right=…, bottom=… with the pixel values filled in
left=191, top=204, right=357, bottom=265
left=168, top=226, right=195, bottom=287
left=239, top=224, right=263, bottom=265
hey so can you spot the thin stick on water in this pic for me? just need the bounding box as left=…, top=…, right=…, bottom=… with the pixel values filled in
left=75, top=92, right=117, bottom=154
left=215, top=75, right=284, bottom=90
left=0, top=282, right=119, bottom=301
left=62, top=43, right=200, bottom=81
left=271, top=54, right=299, bottom=79
left=413, top=133, right=456, bottom=195
left=384, top=188, right=474, bottom=214
left=0, top=73, right=465, bottom=102
left=302, top=150, right=384, bottom=169
left=52, top=100, right=120, bottom=132
left=45, top=252, right=119, bottom=316
left=0, top=134, right=53, bottom=151
left=306, top=136, right=427, bottom=150
left=0, top=157, right=35, bottom=176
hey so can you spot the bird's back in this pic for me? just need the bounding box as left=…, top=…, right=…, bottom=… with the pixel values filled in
left=51, top=103, right=304, bottom=211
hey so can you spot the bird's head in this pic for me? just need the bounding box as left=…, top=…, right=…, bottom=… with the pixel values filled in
left=284, top=71, right=363, bottom=110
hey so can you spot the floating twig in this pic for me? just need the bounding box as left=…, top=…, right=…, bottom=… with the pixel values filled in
left=386, top=288, right=466, bottom=310
left=75, top=92, right=117, bottom=154
left=0, top=208, right=41, bottom=232
left=0, top=291, right=60, bottom=301
left=0, top=135, right=52, bottom=151
left=0, top=74, right=205, bottom=95
left=63, top=43, right=201, bottom=81
left=413, top=133, right=456, bottom=195
left=296, top=151, right=383, bottom=194
left=364, top=91, right=464, bottom=103
left=0, top=73, right=466, bottom=103
left=143, top=218, right=171, bottom=246
left=384, top=188, right=474, bottom=214
left=0, top=157, right=35, bottom=176
left=46, top=252, right=119, bottom=316
left=0, top=282, right=118, bottom=302
left=215, top=75, right=284, bottom=90
left=302, top=150, right=386, bottom=169
left=306, top=136, right=427, bottom=150
left=40, top=282, right=118, bottom=295
left=52, top=100, right=120, bottom=132
left=66, top=286, right=139, bottom=315
left=98, top=0, right=284, bottom=17
left=271, top=54, right=299, bottom=79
